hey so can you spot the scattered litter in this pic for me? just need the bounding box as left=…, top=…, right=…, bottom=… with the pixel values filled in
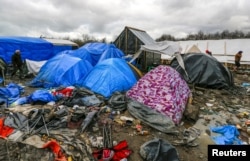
left=205, top=103, right=213, bottom=107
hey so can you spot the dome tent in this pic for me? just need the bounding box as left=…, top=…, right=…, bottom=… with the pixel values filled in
left=28, top=54, right=93, bottom=88
left=80, top=58, right=137, bottom=98
left=170, top=53, right=234, bottom=89
left=126, top=65, right=190, bottom=125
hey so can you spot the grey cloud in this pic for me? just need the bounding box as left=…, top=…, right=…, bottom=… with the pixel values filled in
left=0, top=0, right=250, bottom=41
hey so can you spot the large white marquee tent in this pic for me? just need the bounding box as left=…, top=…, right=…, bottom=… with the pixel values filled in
left=161, top=39, right=250, bottom=64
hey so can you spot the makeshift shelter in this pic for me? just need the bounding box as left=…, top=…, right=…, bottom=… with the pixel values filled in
left=81, top=58, right=137, bottom=98
left=170, top=53, right=234, bottom=89
left=113, top=26, right=158, bottom=71
left=0, top=36, right=54, bottom=64
left=126, top=65, right=190, bottom=125
left=28, top=54, right=93, bottom=88
left=68, top=42, right=124, bottom=66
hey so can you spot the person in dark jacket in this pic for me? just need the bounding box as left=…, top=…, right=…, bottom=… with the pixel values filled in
left=233, top=50, right=243, bottom=71
left=11, top=50, right=23, bottom=78
left=205, top=49, right=212, bottom=56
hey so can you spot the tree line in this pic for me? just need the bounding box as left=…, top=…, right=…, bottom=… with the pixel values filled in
left=50, top=29, right=250, bottom=47
left=155, top=30, right=250, bottom=42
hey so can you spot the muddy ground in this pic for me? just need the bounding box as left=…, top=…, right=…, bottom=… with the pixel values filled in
left=4, top=70, right=250, bottom=161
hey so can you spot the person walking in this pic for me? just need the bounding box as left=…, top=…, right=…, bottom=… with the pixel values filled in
left=233, top=51, right=243, bottom=71
left=205, top=49, right=212, bottom=56
left=11, top=50, right=23, bottom=79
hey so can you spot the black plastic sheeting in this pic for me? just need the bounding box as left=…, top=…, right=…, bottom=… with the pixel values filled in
left=140, top=138, right=180, bottom=161
left=170, top=53, right=234, bottom=89
left=127, top=100, right=178, bottom=134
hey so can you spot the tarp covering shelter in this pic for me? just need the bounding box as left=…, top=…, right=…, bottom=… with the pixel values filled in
left=127, top=65, right=190, bottom=125
left=81, top=58, right=137, bottom=98
left=68, top=42, right=124, bottom=66
left=170, top=53, right=234, bottom=89
left=28, top=54, right=93, bottom=88
left=0, top=36, right=54, bottom=64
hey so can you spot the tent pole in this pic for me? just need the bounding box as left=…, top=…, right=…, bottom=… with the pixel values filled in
left=224, top=41, right=227, bottom=67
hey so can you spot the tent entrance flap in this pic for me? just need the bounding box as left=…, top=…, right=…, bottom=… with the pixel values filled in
left=129, top=50, right=142, bottom=64
left=174, top=53, right=189, bottom=80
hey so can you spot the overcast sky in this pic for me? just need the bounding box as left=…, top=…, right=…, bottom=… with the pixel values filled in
left=0, top=0, right=249, bottom=42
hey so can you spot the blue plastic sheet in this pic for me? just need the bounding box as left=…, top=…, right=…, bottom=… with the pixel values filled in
left=69, top=42, right=124, bottom=66
left=242, top=82, right=250, bottom=87
left=0, top=36, right=54, bottom=63
left=0, top=83, right=24, bottom=106
left=11, top=97, right=28, bottom=106
left=210, top=125, right=243, bottom=145
left=27, top=89, right=56, bottom=103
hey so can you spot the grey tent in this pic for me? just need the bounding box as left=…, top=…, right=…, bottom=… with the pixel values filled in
left=170, top=53, right=234, bottom=89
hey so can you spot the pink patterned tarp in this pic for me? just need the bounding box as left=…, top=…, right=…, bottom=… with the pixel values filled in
left=126, top=65, right=190, bottom=124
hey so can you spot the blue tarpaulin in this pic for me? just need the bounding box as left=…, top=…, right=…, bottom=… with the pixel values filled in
left=68, top=42, right=124, bottom=66
left=210, top=125, right=243, bottom=145
left=27, top=89, right=56, bottom=103
left=80, top=58, right=137, bottom=98
left=28, top=54, right=93, bottom=88
left=0, top=36, right=54, bottom=63
left=52, top=45, right=73, bottom=56
left=0, top=83, right=24, bottom=106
